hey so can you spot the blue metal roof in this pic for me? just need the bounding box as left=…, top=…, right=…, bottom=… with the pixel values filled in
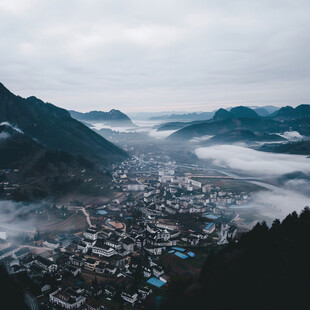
left=174, top=251, right=188, bottom=259
left=203, top=213, right=219, bottom=220
left=97, top=210, right=107, bottom=215
left=172, top=247, right=186, bottom=252
left=187, top=251, right=195, bottom=258
left=204, top=222, right=215, bottom=230
left=147, top=277, right=166, bottom=288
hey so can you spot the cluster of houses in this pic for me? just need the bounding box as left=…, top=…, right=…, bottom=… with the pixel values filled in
left=0, top=222, right=157, bottom=309
left=0, top=155, right=248, bottom=309
left=114, top=156, right=250, bottom=207
left=0, top=203, right=238, bottom=309
left=0, top=210, right=185, bottom=309
left=110, top=157, right=242, bottom=245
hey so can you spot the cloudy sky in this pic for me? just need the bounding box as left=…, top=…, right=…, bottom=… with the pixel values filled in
left=0, top=0, right=309, bottom=112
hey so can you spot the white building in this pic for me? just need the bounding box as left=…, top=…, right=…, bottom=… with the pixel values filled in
left=187, top=178, right=202, bottom=188
left=121, top=292, right=138, bottom=305
left=33, top=256, right=57, bottom=273
left=49, top=287, right=86, bottom=309
left=92, top=241, right=116, bottom=257
left=83, top=228, right=99, bottom=241
left=43, top=240, right=60, bottom=249
left=126, top=183, right=146, bottom=191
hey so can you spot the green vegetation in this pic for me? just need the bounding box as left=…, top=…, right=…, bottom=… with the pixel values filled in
left=206, top=129, right=286, bottom=144
left=0, top=265, right=28, bottom=309
left=259, top=140, right=310, bottom=155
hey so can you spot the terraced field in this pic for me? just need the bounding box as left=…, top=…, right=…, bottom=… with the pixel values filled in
left=37, top=211, right=87, bottom=232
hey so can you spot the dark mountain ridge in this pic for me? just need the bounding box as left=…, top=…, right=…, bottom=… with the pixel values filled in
left=0, top=124, right=93, bottom=174
left=205, top=129, right=286, bottom=144
left=168, top=105, right=310, bottom=140
left=0, top=123, right=113, bottom=201
left=150, top=105, right=278, bottom=122
left=0, top=83, right=127, bottom=166
left=156, top=106, right=281, bottom=133
left=270, top=104, right=310, bottom=120
left=168, top=117, right=290, bottom=140
left=150, top=111, right=215, bottom=122
left=259, top=140, right=310, bottom=155
left=213, top=106, right=260, bottom=121
left=156, top=120, right=206, bottom=132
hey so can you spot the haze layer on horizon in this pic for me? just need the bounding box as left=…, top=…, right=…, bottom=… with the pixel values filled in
left=0, top=0, right=309, bottom=113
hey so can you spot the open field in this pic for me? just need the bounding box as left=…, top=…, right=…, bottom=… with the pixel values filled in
left=37, top=211, right=87, bottom=232
left=176, top=167, right=226, bottom=177
left=192, top=177, right=264, bottom=193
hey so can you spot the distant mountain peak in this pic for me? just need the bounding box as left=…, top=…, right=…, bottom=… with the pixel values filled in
left=212, top=106, right=259, bottom=121
left=271, top=104, right=310, bottom=119
left=229, top=106, right=259, bottom=118
left=213, top=108, right=230, bottom=121
left=70, top=109, right=135, bottom=127
left=26, top=96, right=44, bottom=102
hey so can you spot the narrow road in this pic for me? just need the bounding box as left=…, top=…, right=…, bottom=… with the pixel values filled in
left=81, top=207, right=93, bottom=227
left=67, top=206, right=93, bottom=227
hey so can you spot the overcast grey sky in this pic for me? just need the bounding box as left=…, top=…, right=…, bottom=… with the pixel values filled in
left=0, top=0, right=309, bottom=112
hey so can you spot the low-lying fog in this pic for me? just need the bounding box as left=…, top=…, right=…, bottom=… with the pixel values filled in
left=0, top=200, right=40, bottom=225
left=93, top=120, right=310, bottom=222
left=88, top=120, right=179, bottom=139
left=195, top=145, right=310, bottom=177
left=248, top=181, right=310, bottom=220
left=196, top=144, right=310, bottom=220
left=2, top=121, right=308, bottom=230
left=279, top=131, right=305, bottom=141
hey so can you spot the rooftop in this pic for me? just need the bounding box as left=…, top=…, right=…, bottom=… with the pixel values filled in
left=147, top=277, right=166, bottom=288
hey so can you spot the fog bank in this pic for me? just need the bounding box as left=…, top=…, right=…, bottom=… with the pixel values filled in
left=195, top=145, right=310, bottom=177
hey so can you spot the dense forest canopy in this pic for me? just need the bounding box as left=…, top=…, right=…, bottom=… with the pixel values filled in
left=161, top=207, right=310, bottom=310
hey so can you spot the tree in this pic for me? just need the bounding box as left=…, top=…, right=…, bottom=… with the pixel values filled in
left=0, top=265, right=28, bottom=309
left=161, top=207, right=310, bottom=310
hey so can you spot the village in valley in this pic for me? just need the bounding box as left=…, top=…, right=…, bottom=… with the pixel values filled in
left=0, top=153, right=260, bottom=310
left=1, top=1, right=309, bottom=307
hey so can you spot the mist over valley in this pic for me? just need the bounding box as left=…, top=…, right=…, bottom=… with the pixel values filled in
left=0, top=1, right=309, bottom=308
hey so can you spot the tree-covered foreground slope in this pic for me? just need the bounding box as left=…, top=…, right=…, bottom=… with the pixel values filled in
left=161, top=207, right=310, bottom=310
